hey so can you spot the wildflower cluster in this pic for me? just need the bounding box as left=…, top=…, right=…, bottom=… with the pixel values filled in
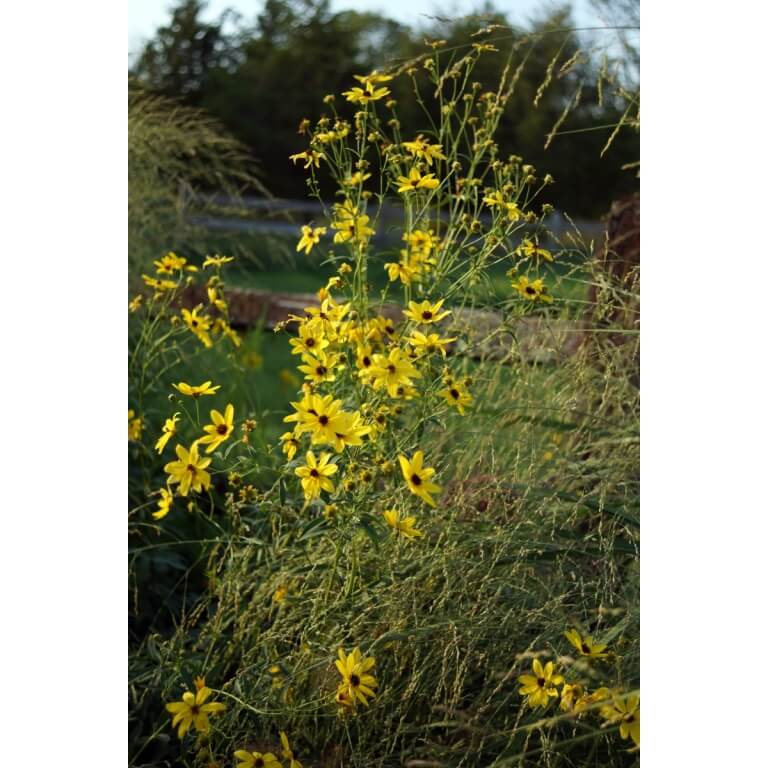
left=517, top=629, right=640, bottom=750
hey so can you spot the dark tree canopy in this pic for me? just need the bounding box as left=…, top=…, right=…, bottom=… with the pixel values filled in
left=131, top=0, right=639, bottom=216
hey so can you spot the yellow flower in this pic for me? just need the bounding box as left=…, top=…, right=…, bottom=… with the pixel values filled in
left=396, top=167, right=440, bottom=193
left=197, top=403, right=235, bottom=454
left=203, top=254, right=235, bottom=268
left=279, top=731, right=303, bottom=768
left=295, top=450, right=338, bottom=501
left=403, top=298, right=451, bottom=324
left=330, top=200, right=375, bottom=245
left=165, top=681, right=226, bottom=739
left=154, top=251, right=196, bottom=274
left=153, top=487, right=173, bottom=520
left=280, top=431, right=301, bottom=460
left=273, top=585, right=288, bottom=604
left=559, top=682, right=586, bottom=712
left=142, top=274, right=178, bottom=294
left=601, top=693, right=640, bottom=748
left=164, top=442, right=212, bottom=496
left=234, top=750, right=281, bottom=768
left=296, top=225, right=327, bottom=255
left=407, top=330, right=455, bottom=357
left=510, top=275, right=553, bottom=303
left=398, top=451, right=441, bottom=507
left=483, top=190, right=523, bottom=222
left=343, top=75, right=391, bottom=103
left=515, top=237, right=553, bottom=262
left=343, top=171, right=372, bottom=186
left=517, top=658, right=564, bottom=709
left=128, top=294, right=143, bottom=313
left=330, top=410, right=372, bottom=449
left=155, top=412, right=181, bottom=454
left=385, top=259, right=417, bottom=285
left=564, top=628, right=609, bottom=659
left=439, top=381, right=473, bottom=415
left=369, top=347, right=421, bottom=398
left=128, top=409, right=144, bottom=441
left=288, top=318, right=330, bottom=357
left=289, top=150, right=324, bottom=169
left=173, top=380, right=221, bottom=398
left=207, top=286, right=228, bottom=312
left=402, top=135, right=446, bottom=166
left=383, top=509, right=423, bottom=539
left=335, top=647, right=378, bottom=706
left=405, top=228, right=440, bottom=254
left=297, top=351, right=340, bottom=384
left=181, top=306, right=213, bottom=347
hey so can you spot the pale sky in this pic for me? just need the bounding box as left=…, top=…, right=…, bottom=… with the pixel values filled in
left=128, top=0, right=606, bottom=61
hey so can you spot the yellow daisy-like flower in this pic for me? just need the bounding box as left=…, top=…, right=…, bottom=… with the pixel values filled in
left=289, top=150, right=324, bottom=169
left=402, top=135, right=447, bottom=166
left=601, top=693, right=640, bottom=748
left=164, top=442, right=212, bottom=497
left=165, top=680, right=226, bottom=739
left=396, top=167, right=440, bottom=193
left=234, top=750, right=281, bottom=768
left=403, top=298, right=451, bottom=324
left=296, top=225, right=327, bottom=255
left=515, top=237, right=554, bottom=262
left=398, top=451, right=441, bottom=507
left=155, top=412, right=180, bottom=454
left=295, top=451, right=338, bottom=501
left=173, top=380, right=221, bottom=398
left=343, top=171, right=372, bottom=186
left=335, top=647, right=378, bottom=706
left=510, top=275, right=553, bottom=303
left=439, top=381, right=473, bottom=415
left=369, top=347, right=421, bottom=398
left=128, top=409, right=144, bottom=441
left=280, top=731, right=303, bottom=768
left=297, top=351, right=339, bottom=384
left=407, top=330, right=456, bottom=357
left=181, top=306, right=213, bottom=348
left=288, top=318, right=330, bottom=357
left=197, top=403, right=235, bottom=454
left=559, top=682, right=586, bottom=712
left=272, top=585, right=288, bottom=604
left=202, top=254, right=235, bottom=268
left=383, top=509, right=423, bottom=539
left=517, top=658, right=564, bottom=709
left=330, top=200, right=375, bottom=245
left=564, top=628, right=610, bottom=659
left=342, top=78, right=390, bottom=104
left=128, top=294, right=143, bottom=313
left=152, top=487, right=173, bottom=520
left=154, top=251, right=196, bottom=274
left=483, top=190, right=524, bottom=222
left=280, top=431, right=301, bottom=461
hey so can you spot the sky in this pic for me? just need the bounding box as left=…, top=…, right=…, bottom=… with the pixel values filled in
left=128, top=0, right=604, bottom=61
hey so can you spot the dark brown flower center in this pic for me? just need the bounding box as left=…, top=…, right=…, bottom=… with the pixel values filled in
left=362, top=356, right=371, bottom=366
left=450, top=388, right=460, bottom=399
left=525, top=286, right=536, bottom=295
left=581, top=643, right=591, bottom=654
left=350, top=674, right=361, bottom=686
left=422, top=310, right=433, bottom=320
left=387, top=364, right=396, bottom=374
left=187, top=464, right=197, bottom=474
left=190, top=705, right=200, bottom=715
left=537, top=677, right=546, bottom=687
left=254, top=759, right=265, bottom=768
left=411, top=474, right=422, bottom=486
left=310, top=469, right=319, bottom=478
left=306, top=338, right=315, bottom=347
left=318, top=415, right=329, bottom=425
left=217, top=424, right=228, bottom=435
left=316, top=366, right=327, bottom=375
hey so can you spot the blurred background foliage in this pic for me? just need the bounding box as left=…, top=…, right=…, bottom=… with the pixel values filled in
left=130, top=0, right=638, bottom=217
